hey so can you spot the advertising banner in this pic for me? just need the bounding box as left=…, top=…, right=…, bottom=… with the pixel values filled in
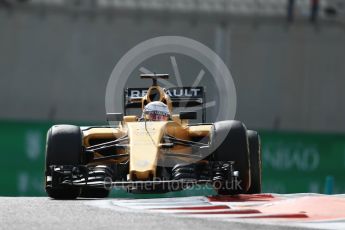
left=0, top=121, right=344, bottom=196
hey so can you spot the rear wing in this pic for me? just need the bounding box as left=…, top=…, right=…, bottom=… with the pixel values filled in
left=123, top=87, right=206, bottom=122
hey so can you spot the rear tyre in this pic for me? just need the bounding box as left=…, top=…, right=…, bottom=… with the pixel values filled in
left=246, top=130, right=262, bottom=194
left=211, top=120, right=250, bottom=195
left=45, top=125, right=83, bottom=199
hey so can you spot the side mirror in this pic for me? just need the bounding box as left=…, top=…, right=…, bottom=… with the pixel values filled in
left=106, top=113, right=123, bottom=122
left=179, top=111, right=197, bottom=120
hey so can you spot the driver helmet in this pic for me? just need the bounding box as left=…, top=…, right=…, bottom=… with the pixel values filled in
left=142, top=101, right=170, bottom=121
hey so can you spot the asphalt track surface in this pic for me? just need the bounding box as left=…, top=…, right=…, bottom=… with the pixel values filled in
left=0, top=197, right=307, bottom=230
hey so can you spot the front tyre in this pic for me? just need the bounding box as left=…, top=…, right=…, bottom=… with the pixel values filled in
left=211, top=120, right=250, bottom=195
left=45, top=125, right=84, bottom=199
left=246, top=130, right=262, bottom=194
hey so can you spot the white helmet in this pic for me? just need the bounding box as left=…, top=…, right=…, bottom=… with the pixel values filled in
left=142, top=101, right=170, bottom=121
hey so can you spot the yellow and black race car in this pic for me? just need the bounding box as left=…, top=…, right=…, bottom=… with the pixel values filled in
left=45, top=74, right=261, bottom=199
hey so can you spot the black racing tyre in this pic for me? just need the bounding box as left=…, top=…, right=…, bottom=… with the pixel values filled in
left=246, top=130, right=262, bottom=194
left=79, top=187, right=110, bottom=198
left=45, top=125, right=84, bottom=199
left=211, top=120, right=250, bottom=195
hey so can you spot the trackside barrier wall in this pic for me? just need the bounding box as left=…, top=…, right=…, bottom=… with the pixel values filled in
left=0, top=120, right=344, bottom=196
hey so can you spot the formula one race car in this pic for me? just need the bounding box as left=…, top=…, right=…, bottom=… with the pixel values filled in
left=45, top=74, right=262, bottom=199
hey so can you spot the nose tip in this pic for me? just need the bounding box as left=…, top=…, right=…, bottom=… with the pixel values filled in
left=130, top=170, right=154, bottom=180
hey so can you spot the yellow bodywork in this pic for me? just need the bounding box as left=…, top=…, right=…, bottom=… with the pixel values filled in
left=127, top=121, right=167, bottom=180
left=82, top=82, right=212, bottom=180
left=82, top=117, right=212, bottom=180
